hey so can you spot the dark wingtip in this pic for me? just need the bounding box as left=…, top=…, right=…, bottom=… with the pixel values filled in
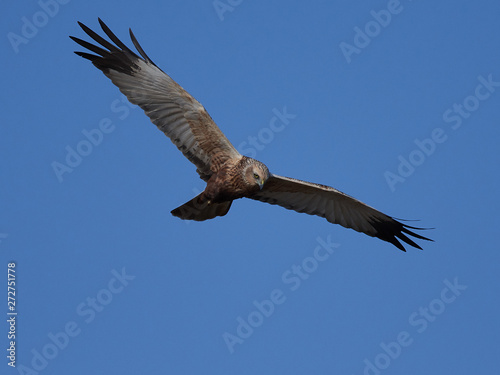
left=394, top=222, right=433, bottom=251
left=371, top=216, right=433, bottom=251
left=97, top=18, right=135, bottom=54
left=73, top=51, right=100, bottom=61
left=70, top=18, right=147, bottom=75
left=392, top=238, right=407, bottom=252
left=129, top=27, right=156, bottom=65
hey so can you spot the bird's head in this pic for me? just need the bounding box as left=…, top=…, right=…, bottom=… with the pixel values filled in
left=244, top=160, right=270, bottom=190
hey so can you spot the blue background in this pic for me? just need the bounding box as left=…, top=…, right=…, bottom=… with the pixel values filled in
left=2, top=1, right=499, bottom=374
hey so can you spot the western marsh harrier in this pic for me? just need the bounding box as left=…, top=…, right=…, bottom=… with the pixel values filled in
left=71, top=19, right=432, bottom=251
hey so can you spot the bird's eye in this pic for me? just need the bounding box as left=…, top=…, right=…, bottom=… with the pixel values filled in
left=253, top=173, right=259, bottom=180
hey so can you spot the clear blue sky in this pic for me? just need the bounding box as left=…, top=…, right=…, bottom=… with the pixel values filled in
left=2, top=1, right=499, bottom=374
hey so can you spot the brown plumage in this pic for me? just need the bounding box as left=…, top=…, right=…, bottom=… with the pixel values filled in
left=71, top=19, right=433, bottom=251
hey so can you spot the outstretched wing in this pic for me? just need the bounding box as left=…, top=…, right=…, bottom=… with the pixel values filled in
left=70, top=19, right=241, bottom=180
left=251, top=174, right=432, bottom=251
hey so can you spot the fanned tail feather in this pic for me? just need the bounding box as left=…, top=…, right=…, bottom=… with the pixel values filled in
left=171, top=194, right=232, bottom=221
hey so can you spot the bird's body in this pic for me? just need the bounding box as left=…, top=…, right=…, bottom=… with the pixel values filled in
left=71, top=19, right=432, bottom=251
left=203, top=156, right=268, bottom=203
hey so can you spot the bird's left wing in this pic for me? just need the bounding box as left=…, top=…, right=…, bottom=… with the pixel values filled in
left=250, top=174, right=432, bottom=251
left=70, top=19, right=241, bottom=180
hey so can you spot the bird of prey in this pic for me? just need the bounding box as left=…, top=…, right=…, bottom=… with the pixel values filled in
left=70, top=19, right=432, bottom=251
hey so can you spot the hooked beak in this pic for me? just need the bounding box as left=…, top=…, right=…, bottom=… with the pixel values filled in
left=258, top=180, right=264, bottom=190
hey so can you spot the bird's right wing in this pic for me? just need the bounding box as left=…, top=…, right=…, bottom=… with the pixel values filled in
left=251, top=174, right=432, bottom=251
left=70, top=19, right=241, bottom=180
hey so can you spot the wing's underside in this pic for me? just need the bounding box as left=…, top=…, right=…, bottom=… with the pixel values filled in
left=251, top=174, right=432, bottom=251
left=70, top=19, right=241, bottom=180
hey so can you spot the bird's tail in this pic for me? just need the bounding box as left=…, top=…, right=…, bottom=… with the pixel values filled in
left=171, top=193, right=232, bottom=221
